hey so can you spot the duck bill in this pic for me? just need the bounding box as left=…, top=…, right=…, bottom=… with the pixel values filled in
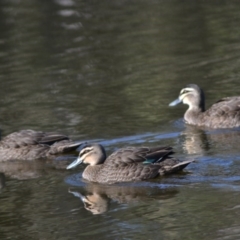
left=169, top=98, right=182, bottom=106
left=69, top=189, right=86, bottom=201
left=66, top=157, right=83, bottom=169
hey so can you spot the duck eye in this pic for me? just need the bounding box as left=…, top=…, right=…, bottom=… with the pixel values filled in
left=181, top=89, right=189, bottom=95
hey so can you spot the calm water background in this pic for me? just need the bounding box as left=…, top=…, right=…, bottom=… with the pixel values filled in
left=0, top=0, right=240, bottom=239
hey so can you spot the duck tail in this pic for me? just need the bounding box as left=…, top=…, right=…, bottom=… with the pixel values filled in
left=159, top=160, right=194, bottom=175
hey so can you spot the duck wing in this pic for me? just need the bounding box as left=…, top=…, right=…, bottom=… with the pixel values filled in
left=104, top=146, right=174, bottom=167
left=95, top=146, right=193, bottom=183
left=208, top=97, right=240, bottom=116
left=1, top=129, right=70, bottom=148
left=203, top=96, right=240, bottom=128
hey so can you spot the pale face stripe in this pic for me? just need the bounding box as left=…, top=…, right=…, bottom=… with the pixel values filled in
left=180, top=87, right=193, bottom=95
left=80, top=147, right=94, bottom=159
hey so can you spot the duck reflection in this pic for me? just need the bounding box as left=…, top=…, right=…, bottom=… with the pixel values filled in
left=0, top=173, right=5, bottom=190
left=0, top=156, right=77, bottom=180
left=180, top=125, right=240, bottom=155
left=180, top=125, right=210, bottom=155
left=69, top=183, right=178, bottom=215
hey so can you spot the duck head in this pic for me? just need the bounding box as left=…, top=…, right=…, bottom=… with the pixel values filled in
left=67, top=143, right=106, bottom=169
left=169, top=84, right=205, bottom=111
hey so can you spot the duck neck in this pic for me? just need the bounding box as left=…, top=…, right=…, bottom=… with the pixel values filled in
left=82, top=165, right=103, bottom=182
left=184, top=106, right=205, bottom=125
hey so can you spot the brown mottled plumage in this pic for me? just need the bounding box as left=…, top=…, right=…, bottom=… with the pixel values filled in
left=67, top=143, right=193, bottom=184
left=0, top=129, right=83, bottom=161
left=169, top=84, right=240, bottom=128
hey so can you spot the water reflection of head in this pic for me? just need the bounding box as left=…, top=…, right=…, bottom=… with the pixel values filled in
left=69, top=188, right=109, bottom=215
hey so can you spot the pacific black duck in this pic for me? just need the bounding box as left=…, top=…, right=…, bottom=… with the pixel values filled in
left=0, top=129, right=83, bottom=161
left=66, top=143, right=193, bottom=184
left=169, top=84, right=240, bottom=128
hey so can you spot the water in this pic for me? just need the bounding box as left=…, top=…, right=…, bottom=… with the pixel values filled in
left=0, top=0, right=240, bottom=239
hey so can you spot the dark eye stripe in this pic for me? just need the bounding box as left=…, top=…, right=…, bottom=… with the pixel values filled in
left=80, top=147, right=93, bottom=157
left=181, top=90, right=189, bottom=95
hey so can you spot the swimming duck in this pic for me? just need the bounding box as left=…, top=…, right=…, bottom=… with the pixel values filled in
left=169, top=84, right=240, bottom=128
left=66, top=143, right=193, bottom=184
left=0, top=129, right=84, bottom=161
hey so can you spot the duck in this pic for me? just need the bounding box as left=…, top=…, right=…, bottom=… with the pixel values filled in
left=169, top=84, right=240, bottom=128
left=0, top=129, right=84, bottom=161
left=66, top=143, right=193, bottom=184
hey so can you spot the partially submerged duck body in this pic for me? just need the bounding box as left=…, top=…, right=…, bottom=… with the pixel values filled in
left=0, top=129, right=83, bottom=161
left=67, top=143, right=193, bottom=184
left=169, top=84, right=240, bottom=128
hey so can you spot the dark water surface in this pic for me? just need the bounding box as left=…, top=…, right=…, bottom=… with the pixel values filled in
left=1, top=0, right=240, bottom=239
